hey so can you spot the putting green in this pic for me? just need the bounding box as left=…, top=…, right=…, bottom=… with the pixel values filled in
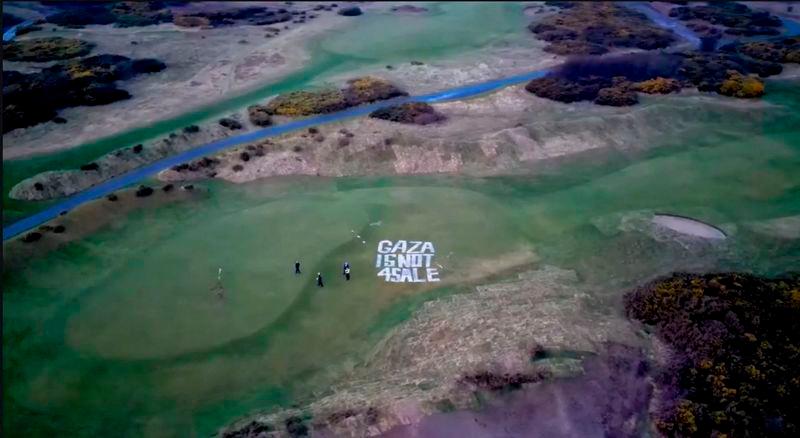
left=65, top=186, right=532, bottom=360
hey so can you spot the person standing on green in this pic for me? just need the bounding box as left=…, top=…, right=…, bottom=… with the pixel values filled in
left=316, top=272, right=324, bottom=287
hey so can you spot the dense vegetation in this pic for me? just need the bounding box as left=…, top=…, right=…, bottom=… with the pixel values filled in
left=625, top=273, right=800, bottom=437
left=4, top=37, right=94, bottom=62
left=3, top=55, right=165, bottom=132
left=263, top=77, right=408, bottom=117
left=529, top=2, right=675, bottom=55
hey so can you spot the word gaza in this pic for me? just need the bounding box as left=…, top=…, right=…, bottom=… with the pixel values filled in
left=375, top=240, right=440, bottom=283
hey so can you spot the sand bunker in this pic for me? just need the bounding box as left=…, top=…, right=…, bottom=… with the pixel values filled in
left=652, top=213, right=727, bottom=239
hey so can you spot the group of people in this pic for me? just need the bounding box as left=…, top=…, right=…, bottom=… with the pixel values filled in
left=294, top=261, right=351, bottom=287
